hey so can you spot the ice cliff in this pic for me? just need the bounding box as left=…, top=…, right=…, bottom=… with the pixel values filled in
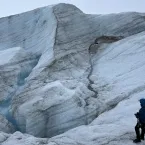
left=0, top=3, right=145, bottom=145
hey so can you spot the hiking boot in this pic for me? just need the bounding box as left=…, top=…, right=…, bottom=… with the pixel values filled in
left=133, top=138, right=141, bottom=143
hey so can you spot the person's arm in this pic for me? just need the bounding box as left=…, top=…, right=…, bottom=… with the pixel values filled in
left=134, top=112, right=140, bottom=118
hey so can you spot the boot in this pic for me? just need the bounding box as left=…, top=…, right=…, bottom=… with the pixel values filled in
left=133, top=138, right=141, bottom=143
left=141, top=126, right=145, bottom=140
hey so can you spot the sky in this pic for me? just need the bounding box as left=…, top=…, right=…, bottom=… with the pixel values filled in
left=0, top=0, right=145, bottom=17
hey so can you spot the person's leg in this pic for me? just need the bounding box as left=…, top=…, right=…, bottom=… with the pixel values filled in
left=141, top=124, right=145, bottom=140
left=135, top=123, right=141, bottom=139
left=133, top=123, right=141, bottom=143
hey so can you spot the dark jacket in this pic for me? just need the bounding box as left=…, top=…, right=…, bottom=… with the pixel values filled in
left=138, top=99, right=145, bottom=124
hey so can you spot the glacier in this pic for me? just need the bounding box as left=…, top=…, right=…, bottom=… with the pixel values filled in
left=0, top=3, right=145, bottom=145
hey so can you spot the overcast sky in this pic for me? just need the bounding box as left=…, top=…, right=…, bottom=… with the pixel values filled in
left=0, top=0, right=145, bottom=17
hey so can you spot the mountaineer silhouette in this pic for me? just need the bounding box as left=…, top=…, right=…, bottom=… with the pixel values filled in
left=133, top=98, right=145, bottom=143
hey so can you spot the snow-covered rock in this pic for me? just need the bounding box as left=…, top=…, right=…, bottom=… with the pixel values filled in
left=0, top=132, right=10, bottom=144
left=0, top=115, right=15, bottom=133
left=0, top=3, right=145, bottom=144
left=0, top=132, right=48, bottom=145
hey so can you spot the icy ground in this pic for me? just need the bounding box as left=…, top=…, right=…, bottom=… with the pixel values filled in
left=0, top=3, right=145, bottom=145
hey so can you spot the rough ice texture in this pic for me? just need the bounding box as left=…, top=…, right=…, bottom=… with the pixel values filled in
left=0, top=115, right=15, bottom=133
left=0, top=47, right=38, bottom=102
left=0, top=3, right=145, bottom=145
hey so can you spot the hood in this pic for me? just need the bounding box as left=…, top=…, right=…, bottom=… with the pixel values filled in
left=139, top=98, right=145, bottom=107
